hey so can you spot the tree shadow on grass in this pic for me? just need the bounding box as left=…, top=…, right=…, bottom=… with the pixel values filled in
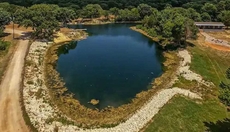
left=160, top=41, right=196, bottom=51
left=0, top=32, right=11, bottom=38
left=204, top=118, right=230, bottom=132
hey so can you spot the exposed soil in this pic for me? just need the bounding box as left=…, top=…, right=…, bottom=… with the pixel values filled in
left=0, top=29, right=29, bottom=132
left=200, top=32, right=230, bottom=52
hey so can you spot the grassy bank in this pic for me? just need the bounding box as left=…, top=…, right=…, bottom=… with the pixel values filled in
left=144, top=33, right=230, bottom=131
left=144, top=96, right=229, bottom=132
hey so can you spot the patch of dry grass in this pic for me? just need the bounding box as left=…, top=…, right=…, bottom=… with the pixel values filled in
left=206, top=30, right=230, bottom=42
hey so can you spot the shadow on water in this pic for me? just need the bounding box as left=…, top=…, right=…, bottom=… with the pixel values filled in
left=204, top=118, right=230, bottom=132
left=57, top=41, right=78, bottom=56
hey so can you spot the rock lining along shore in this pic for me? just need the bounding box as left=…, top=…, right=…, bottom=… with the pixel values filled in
left=23, top=40, right=204, bottom=132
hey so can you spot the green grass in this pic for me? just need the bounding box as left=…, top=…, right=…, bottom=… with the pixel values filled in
left=145, top=96, right=229, bottom=132
left=145, top=41, right=230, bottom=132
left=189, top=44, right=230, bottom=87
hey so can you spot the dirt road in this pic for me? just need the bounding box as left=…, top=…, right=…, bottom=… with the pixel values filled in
left=0, top=29, right=29, bottom=132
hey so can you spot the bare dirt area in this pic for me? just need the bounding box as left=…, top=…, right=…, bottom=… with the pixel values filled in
left=5, top=23, right=33, bottom=32
left=0, top=28, right=29, bottom=132
left=198, top=33, right=230, bottom=52
left=206, top=30, right=230, bottom=42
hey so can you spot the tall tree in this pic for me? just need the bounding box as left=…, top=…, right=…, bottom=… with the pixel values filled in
left=201, top=3, right=217, bottom=21
left=218, top=11, right=230, bottom=28
left=137, top=4, right=152, bottom=18
left=15, top=4, right=59, bottom=39
left=57, top=7, right=76, bottom=26
left=201, top=12, right=211, bottom=22
left=82, top=4, right=103, bottom=18
left=0, top=8, right=10, bottom=36
left=187, top=8, right=201, bottom=22
left=109, top=7, right=119, bottom=19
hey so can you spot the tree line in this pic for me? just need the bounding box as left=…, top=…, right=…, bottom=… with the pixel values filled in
left=0, top=0, right=219, bottom=10
left=1, top=1, right=230, bottom=45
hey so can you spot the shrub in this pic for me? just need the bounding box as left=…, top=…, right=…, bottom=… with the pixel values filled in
left=219, top=68, right=230, bottom=106
left=27, top=80, right=34, bottom=85
left=136, top=25, right=142, bottom=29
left=219, top=89, right=230, bottom=106
left=0, top=40, right=9, bottom=51
left=226, top=68, right=230, bottom=79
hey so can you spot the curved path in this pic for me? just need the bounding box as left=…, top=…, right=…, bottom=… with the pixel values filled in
left=0, top=29, right=29, bottom=132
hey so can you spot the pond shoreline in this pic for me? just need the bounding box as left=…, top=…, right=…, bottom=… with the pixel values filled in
left=130, top=26, right=159, bottom=42
left=43, top=26, right=181, bottom=127
left=68, top=20, right=142, bottom=26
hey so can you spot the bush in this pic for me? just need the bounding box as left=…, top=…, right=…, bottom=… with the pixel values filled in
left=219, top=68, right=230, bottom=106
left=0, top=40, right=9, bottom=51
left=219, top=89, right=230, bottom=106
left=147, top=28, right=157, bottom=37
left=136, top=25, right=142, bottom=29
left=226, top=68, right=230, bottom=79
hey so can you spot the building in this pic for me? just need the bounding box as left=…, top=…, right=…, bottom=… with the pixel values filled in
left=194, top=22, right=225, bottom=30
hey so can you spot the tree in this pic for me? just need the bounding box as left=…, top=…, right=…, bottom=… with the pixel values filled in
left=218, top=11, right=230, bottom=28
left=187, top=8, right=201, bottom=22
left=201, top=12, right=211, bottom=22
left=219, top=68, right=230, bottom=106
left=109, top=7, right=119, bottom=18
left=172, top=14, right=186, bottom=45
left=139, top=7, right=198, bottom=48
left=142, top=14, right=158, bottom=28
left=82, top=4, right=103, bottom=18
left=102, top=10, right=109, bottom=20
left=137, top=4, right=152, bottom=18
left=57, top=7, right=76, bottom=27
left=0, top=8, right=10, bottom=36
left=217, top=0, right=230, bottom=11
left=201, top=3, right=217, bottom=21
left=14, top=4, right=59, bottom=39
left=130, top=8, right=140, bottom=21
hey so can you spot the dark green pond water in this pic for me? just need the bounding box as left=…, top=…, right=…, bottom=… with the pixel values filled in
left=56, top=24, right=163, bottom=109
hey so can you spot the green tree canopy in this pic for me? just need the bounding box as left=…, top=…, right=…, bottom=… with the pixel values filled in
left=57, top=7, right=76, bottom=26
left=201, top=3, right=217, bottom=21
left=15, top=4, right=59, bottom=39
left=117, top=8, right=140, bottom=21
left=0, top=8, right=10, bottom=36
left=137, top=4, right=153, bottom=18
left=187, top=8, right=201, bottom=22
left=109, top=7, right=119, bottom=18
left=201, top=12, right=211, bottom=22
left=82, top=4, right=103, bottom=18
left=140, top=8, right=198, bottom=48
left=218, top=10, right=230, bottom=28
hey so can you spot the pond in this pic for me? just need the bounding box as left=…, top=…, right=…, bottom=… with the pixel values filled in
left=56, top=24, right=164, bottom=109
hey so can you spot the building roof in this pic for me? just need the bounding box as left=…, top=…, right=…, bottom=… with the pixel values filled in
left=194, top=22, right=225, bottom=27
